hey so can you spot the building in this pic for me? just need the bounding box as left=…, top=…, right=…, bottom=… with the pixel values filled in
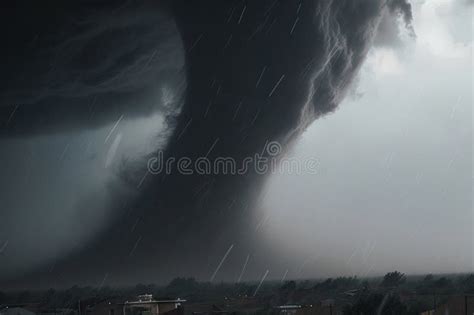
left=275, top=302, right=341, bottom=315
left=85, top=295, right=185, bottom=315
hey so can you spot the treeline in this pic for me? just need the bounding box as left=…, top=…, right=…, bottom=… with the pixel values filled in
left=1, top=272, right=473, bottom=315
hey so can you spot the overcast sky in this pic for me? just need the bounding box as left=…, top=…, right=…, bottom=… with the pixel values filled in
left=261, top=0, right=473, bottom=278
left=0, top=0, right=471, bottom=287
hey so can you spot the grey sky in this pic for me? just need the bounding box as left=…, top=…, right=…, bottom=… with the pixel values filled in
left=261, top=0, right=473, bottom=278
left=0, top=112, right=172, bottom=278
left=0, top=3, right=186, bottom=282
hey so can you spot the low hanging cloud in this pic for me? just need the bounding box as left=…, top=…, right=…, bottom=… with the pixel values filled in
left=1, top=0, right=415, bottom=287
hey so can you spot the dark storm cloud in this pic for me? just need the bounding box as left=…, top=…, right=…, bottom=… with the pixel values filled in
left=0, top=1, right=185, bottom=136
left=1, top=0, right=414, bottom=287
left=388, top=0, right=414, bottom=30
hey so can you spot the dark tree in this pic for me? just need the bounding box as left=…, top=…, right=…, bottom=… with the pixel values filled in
left=344, top=293, right=408, bottom=315
left=460, top=274, right=474, bottom=293
left=381, top=271, right=406, bottom=288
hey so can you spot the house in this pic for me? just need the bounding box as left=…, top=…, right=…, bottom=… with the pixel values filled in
left=85, top=295, right=185, bottom=315
left=275, top=302, right=341, bottom=315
